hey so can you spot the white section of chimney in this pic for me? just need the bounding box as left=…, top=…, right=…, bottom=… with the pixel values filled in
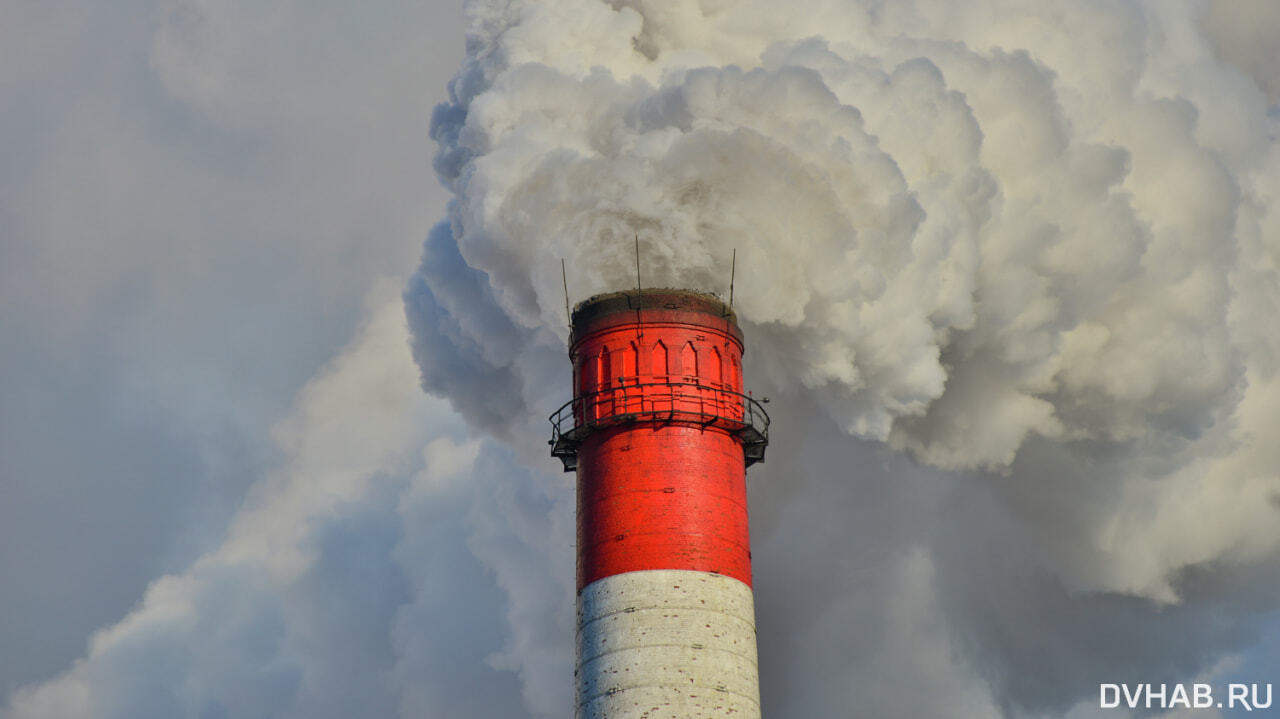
left=576, top=570, right=760, bottom=719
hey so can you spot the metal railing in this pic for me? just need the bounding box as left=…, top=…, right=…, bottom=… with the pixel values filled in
left=549, top=380, right=769, bottom=472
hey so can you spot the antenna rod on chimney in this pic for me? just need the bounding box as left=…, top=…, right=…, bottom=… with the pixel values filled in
left=729, top=248, right=737, bottom=308
left=634, top=234, right=643, bottom=296
left=561, top=258, right=571, bottom=326
left=634, top=234, right=643, bottom=337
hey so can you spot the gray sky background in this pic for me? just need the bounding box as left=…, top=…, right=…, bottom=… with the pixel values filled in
left=1, top=0, right=471, bottom=705
left=2, top=2, right=1278, bottom=718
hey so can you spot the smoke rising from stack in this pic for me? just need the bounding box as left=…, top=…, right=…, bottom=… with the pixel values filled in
left=407, top=0, right=1280, bottom=714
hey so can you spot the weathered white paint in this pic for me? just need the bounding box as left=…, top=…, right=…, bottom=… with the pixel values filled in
left=576, top=570, right=761, bottom=719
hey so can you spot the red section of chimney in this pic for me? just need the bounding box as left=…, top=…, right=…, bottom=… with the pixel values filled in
left=576, top=424, right=752, bottom=589
left=554, top=289, right=763, bottom=591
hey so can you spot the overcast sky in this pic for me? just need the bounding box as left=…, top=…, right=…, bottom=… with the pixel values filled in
left=2, top=2, right=1278, bottom=718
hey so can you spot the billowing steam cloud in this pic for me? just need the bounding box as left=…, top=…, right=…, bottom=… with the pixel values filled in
left=408, top=0, right=1280, bottom=714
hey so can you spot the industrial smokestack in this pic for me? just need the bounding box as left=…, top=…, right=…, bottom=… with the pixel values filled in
left=550, top=288, right=769, bottom=718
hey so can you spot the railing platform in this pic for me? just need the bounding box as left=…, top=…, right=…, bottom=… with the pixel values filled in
left=549, top=381, right=770, bottom=472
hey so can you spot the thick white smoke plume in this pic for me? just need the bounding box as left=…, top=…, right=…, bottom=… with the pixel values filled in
left=407, top=0, right=1280, bottom=715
